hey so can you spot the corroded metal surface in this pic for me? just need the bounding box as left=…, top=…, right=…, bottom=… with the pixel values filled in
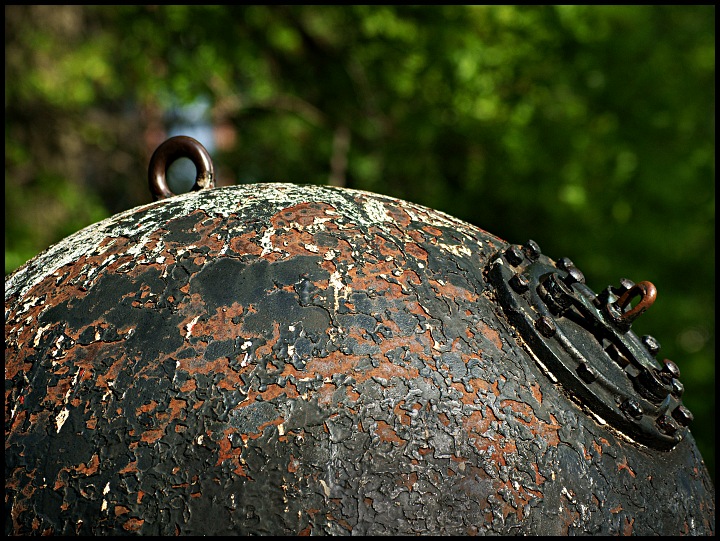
left=5, top=183, right=715, bottom=535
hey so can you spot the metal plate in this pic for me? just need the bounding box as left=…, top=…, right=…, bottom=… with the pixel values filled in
left=487, top=241, right=691, bottom=450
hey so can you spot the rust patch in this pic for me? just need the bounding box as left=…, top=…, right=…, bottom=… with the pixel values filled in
left=75, top=454, right=100, bottom=476
left=479, top=322, right=503, bottom=351
left=617, top=457, right=637, bottom=478
left=374, top=420, right=406, bottom=445
left=140, top=429, right=164, bottom=444
left=122, top=518, right=144, bottom=532
left=530, top=382, right=543, bottom=405
left=622, top=517, right=634, bottom=536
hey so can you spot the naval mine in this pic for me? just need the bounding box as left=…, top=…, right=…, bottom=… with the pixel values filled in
left=5, top=136, right=715, bottom=535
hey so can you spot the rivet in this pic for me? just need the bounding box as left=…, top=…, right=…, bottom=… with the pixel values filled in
left=641, top=335, right=661, bottom=356
left=671, top=405, right=693, bottom=426
left=535, top=316, right=556, bottom=338
left=504, top=245, right=524, bottom=266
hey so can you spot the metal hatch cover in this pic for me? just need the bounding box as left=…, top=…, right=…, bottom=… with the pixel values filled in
left=487, top=240, right=692, bottom=451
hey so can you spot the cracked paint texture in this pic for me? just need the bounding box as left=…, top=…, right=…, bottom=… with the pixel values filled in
left=5, top=183, right=715, bottom=535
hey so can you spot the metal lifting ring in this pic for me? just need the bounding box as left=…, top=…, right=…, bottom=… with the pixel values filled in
left=148, top=136, right=215, bottom=201
left=616, top=280, right=657, bottom=324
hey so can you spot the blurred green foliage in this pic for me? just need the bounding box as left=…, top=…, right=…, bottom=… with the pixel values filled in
left=5, top=6, right=714, bottom=482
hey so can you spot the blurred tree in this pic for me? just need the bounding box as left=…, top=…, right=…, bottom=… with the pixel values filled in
left=5, top=5, right=714, bottom=481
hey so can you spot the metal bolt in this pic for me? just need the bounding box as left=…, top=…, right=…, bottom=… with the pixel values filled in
left=618, top=278, right=635, bottom=292
left=540, top=273, right=574, bottom=313
left=504, top=245, right=524, bottom=266
left=661, top=359, right=681, bottom=380
left=523, top=240, right=542, bottom=261
left=509, top=273, right=530, bottom=293
left=670, top=378, right=684, bottom=398
left=556, top=257, right=574, bottom=271
left=563, top=266, right=586, bottom=285
left=641, top=335, right=661, bottom=356
left=621, top=398, right=644, bottom=419
left=535, top=316, right=556, bottom=338
left=671, top=405, right=693, bottom=426
left=656, top=414, right=678, bottom=435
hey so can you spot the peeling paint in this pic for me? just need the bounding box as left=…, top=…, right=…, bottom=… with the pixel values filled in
left=4, top=183, right=715, bottom=536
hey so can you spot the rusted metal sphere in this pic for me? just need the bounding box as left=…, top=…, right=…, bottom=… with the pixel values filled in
left=5, top=146, right=715, bottom=535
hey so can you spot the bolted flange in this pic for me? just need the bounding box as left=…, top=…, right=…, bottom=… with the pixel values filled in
left=487, top=248, right=694, bottom=450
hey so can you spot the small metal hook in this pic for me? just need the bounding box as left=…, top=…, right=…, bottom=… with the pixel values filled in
left=615, top=280, right=657, bottom=325
left=148, top=136, right=215, bottom=201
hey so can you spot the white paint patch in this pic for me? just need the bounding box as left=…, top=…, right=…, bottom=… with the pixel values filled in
left=185, top=315, right=201, bottom=338
left=329, top=270, right=351, bottom=313
left=319, top=479, right=331, bottom=497
left=175, top=245, right=198, bottom=258
left=439, top=241, right=473, bottom=258
left=6, top=183, right=488, bottom=308
left=55, top=407, right=70, bottom=433
left=425, top=323, right=442, bottom=350
left=313, top=216, right=334, bottom=226
left=100, top=481, right=110, bottom=511
left=304, top=244, right=319, bottom=253
left=329, top=271, right=344, bottom=291
left=362, top=198, right=391, bottom=223
left=323, top=249, right=336, bottom=260
left=561, top=486, right=576, bottom=503
left=260, top=228, right=275, bottom=256
left=241, top=352, right=250, bottom=367
left=62, top=370, right=82, bottom=404
left=33, top=323, right=51, bottom=348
